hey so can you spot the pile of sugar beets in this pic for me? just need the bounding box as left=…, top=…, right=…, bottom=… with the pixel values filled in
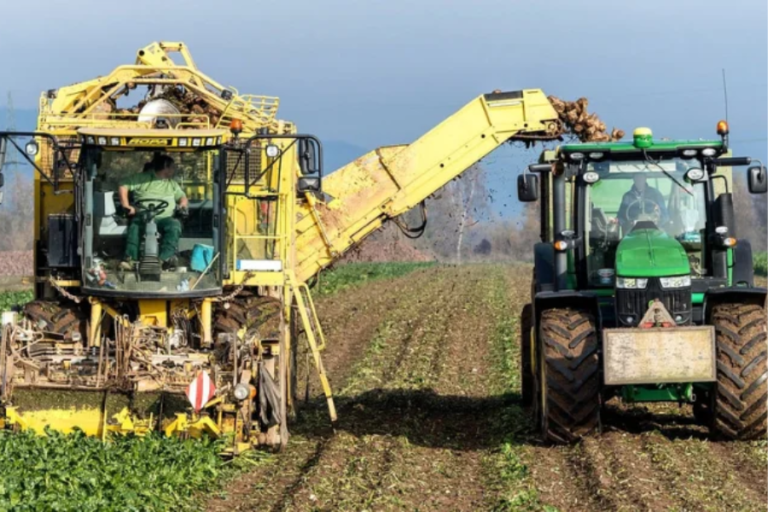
left=549, top=96, right=625, bottom=143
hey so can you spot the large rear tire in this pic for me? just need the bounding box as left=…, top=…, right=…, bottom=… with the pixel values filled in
left=538, top=308, right=601, bottom=443
left=711, top=302, right=767, bottom=441
left=520, top=304, right=534, bottom=406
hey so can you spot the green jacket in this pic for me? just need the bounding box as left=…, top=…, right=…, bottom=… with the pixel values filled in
left=121, top=172, right=186, bottom=219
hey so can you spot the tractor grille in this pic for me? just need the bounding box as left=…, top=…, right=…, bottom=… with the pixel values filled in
left=616, top=278, right=691, bottom=327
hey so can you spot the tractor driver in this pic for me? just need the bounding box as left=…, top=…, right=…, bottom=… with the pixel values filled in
left=118, top=155, right=188, bottom=270
left=617, top=173, right=668, bottom=234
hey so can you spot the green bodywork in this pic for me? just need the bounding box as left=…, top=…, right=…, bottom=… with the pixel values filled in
left=560, top=139, right=724, bottom=154
left=622, top=383, right=697, bottom=403
left=615, top=228, right=690, bottom=278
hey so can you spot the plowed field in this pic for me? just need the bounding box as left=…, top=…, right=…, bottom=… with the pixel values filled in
left=208, top=264, right=767, bottom=512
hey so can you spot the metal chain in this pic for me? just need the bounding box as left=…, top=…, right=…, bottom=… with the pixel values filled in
left=213, top=271, right=255, bottom=303
left=48, top=276, right=83, bottom=304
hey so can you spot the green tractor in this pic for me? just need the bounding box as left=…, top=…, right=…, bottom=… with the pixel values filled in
left=518, top=121, right=768, bottom=443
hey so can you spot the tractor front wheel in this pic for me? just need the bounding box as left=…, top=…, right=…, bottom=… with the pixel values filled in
left=538, top=308, right=601, bottom=443
left=711, top=302, right=767, bottom=441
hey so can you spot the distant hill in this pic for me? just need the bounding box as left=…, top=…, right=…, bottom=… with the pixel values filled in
left=323, top=140, right=369, bottom=174
left=1, top=108, right=368, bottom=179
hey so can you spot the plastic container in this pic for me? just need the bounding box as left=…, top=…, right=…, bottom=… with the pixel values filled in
left=190, top=244, right=215, bottom=272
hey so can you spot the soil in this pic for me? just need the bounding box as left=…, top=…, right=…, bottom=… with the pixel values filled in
left=202, top=264, right=767, bottom=511
left=0, top=250, right=33, bottom=276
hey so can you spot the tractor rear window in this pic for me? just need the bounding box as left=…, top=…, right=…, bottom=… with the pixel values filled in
left=584, top=158, right=707, bottom=286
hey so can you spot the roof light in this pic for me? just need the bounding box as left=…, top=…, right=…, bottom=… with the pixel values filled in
left=702, top=148, right=717, bottom=157
left=717, top=120, right=729, bottom=135
left=179, top=138, right=188, bottom=147
left=569, top=152, right=584, bottom=161
left=230, top=119, right=243, bottom=136
left=206, top=137, right=214, bottom=145
left=110, top=137, right=120, bottom=146
left=87, top=136, right=95, bottom=144
left=192, top=138, right=201, bottom=147
left=588, top=152, right=604, bottom=159
left=681, top=149, right=698, bottom=157
left=98, top=137, right=107, bottom=145
left=633, top=127, right=653, bottom=149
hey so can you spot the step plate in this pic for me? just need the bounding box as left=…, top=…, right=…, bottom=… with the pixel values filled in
left=603, top=326, right=716, bottom=386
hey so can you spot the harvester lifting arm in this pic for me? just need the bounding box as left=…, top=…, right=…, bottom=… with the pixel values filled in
left=294, top=89, right=562, bottom=283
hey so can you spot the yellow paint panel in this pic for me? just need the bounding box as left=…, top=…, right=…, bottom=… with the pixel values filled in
left=17, top=408, right=105, bottom=436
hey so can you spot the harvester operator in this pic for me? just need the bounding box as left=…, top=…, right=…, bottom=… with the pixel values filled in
left=618, top=173, right=668, bottom=234
left=118, top=155, right=188, bottom=270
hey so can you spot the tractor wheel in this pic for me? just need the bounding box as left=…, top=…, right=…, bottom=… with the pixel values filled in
left=710, top=302, right=767, bottom=441
left=538, top=308, right=601, bottom=443
left=520, top=304, right=535, bottom=407
left=23, top=301, right=86, bottom=340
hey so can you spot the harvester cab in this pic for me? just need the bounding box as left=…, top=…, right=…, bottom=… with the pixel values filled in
left=519, top=122, right=768, bottom=443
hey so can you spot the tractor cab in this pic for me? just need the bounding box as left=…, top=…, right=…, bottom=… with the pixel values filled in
left=518, top=122, right=768, bottom=443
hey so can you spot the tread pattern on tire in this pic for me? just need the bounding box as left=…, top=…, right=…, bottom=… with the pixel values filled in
left=520, top=304, right=534, bottom=406
left=540, top=308, right=600, bottom=443
left=712, top=302, right=768, bottom=440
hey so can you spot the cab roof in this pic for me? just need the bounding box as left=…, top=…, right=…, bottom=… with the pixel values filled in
left=78, top=128, right=227, bottom=138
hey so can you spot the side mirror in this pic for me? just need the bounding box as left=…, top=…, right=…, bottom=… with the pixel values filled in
left=517, top=174, right=539, bottom=202
left=298, top=176, right=321, bottom=194
left=747, top=166, right=767, bottom=194
left=0, top=137, right=6, bottom=173
left=299, top=138, right=320, bottom=175
left=714, top=193, right=736, bottom=235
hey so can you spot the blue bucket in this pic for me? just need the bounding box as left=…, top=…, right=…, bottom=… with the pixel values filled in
left=190, top=244, right=214, bottom=272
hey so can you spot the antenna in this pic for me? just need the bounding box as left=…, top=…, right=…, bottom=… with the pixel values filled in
left=721, top=68, right=729, bottom=124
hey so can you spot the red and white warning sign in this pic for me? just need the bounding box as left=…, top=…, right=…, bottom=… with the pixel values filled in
left=186, top=371, right=216, bottom=412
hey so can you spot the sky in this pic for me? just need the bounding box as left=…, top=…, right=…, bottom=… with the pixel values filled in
left=1, top=0, right=766, bottom=216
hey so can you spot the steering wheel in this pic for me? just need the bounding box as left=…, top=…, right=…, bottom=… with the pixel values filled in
left=134, top=198, right=170, bottom=218
left=625, top=197, right=661, bottom=224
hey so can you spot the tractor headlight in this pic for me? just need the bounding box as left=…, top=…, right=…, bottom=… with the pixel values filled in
left=616, top=277, right=648, bottom=289
left=659, top=275, right=691, bottom=289
left=233, top=383, right=251, bottom=401
left=701, top=148, right=717, bottom=157
left=265, top=144, right=280, bottom=158
left=583, top=171, right=600, bottom=184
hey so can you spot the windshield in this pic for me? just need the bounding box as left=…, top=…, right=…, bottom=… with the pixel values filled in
left=584, top=157, right=706, bottom=286
left=85, top=148, right=221, bottom=295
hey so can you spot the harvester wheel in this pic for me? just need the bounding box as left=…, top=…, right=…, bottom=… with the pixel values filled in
left=711, top=302, right=767, bottom=441
left=538, top=308, right=600, bottom=443
left=520, top=304, right=534, bottom=406
left=23, top=301, right=86, bottom=340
